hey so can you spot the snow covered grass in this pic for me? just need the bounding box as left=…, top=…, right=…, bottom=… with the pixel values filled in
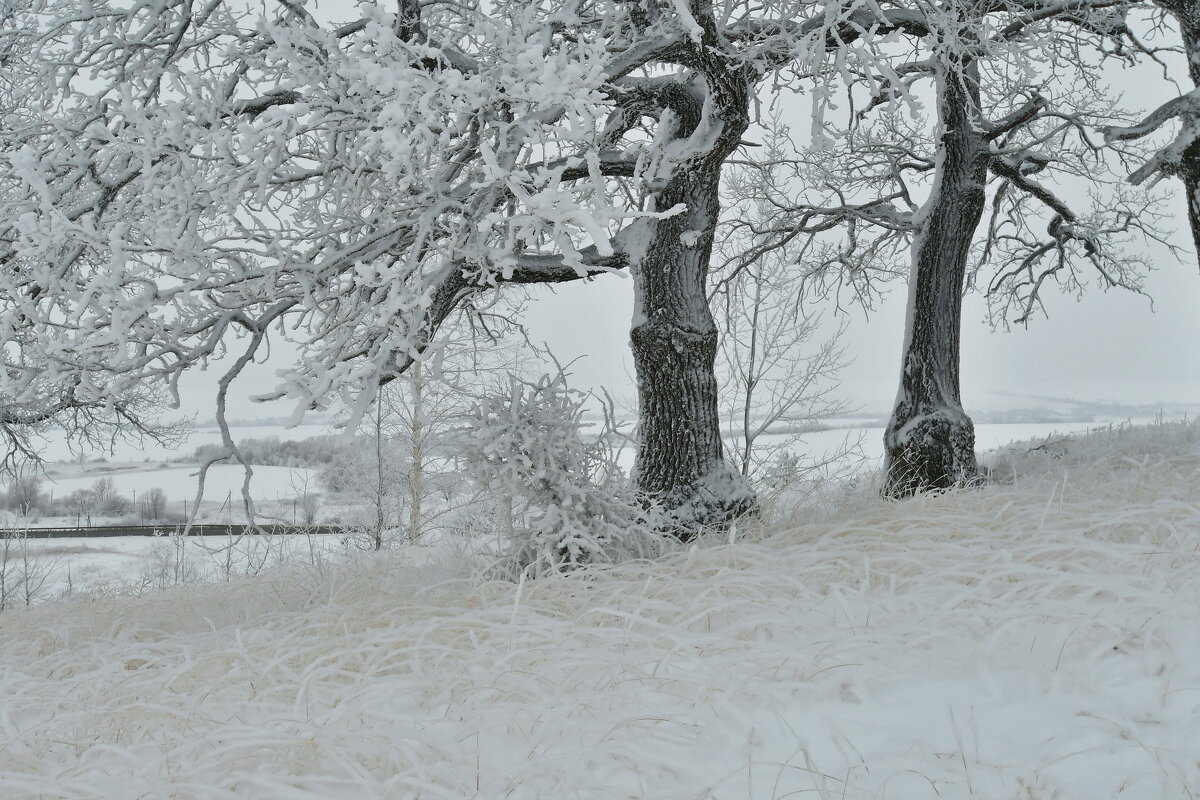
left=2, top=420, right=1199, bottom=798
left=10, top=532, right=364, bottom=601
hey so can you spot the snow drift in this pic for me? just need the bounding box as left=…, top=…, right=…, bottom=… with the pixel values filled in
left=1, top=420, right=1198, bottom=798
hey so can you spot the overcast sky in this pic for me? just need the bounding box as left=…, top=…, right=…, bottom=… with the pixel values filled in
left=517, top=249, right=1200, bottom=417
left=206, top=230, right=1200, bottom=423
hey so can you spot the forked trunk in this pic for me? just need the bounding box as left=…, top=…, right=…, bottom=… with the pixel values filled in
left=884, top=59, right=988, bottom=497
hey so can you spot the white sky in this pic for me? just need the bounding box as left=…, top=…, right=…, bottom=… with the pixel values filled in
left=515, top=250, right=1200, bottom=417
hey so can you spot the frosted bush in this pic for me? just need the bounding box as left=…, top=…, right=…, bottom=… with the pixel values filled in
left=458, top=373, right=667, bottom=579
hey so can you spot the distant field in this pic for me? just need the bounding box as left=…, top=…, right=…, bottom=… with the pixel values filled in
left=42, top=464, right=319, bottom=506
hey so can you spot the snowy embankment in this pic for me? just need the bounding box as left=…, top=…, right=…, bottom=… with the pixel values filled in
left=2, top=422, right=1199, bottom=799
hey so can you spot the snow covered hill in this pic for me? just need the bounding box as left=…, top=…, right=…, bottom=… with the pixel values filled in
left=2, top=421, right=1199, bottom=799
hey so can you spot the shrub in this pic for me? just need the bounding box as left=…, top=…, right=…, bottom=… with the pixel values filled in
left=457, top=373, right=665, bottom=579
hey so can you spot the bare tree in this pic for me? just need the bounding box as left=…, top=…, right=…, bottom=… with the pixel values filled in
left=0, top=522, right=59, bottom=611
left=724, top=2, right=1162, bottom=496
left=88, top=477, right=130, bottom=515
left=407, top=360, right=424, bottom=544
left=65, top=486, right=93, bottom=526
left=327, top=317, right=525, bottom=549
left=139, top=488, right=167, bottom=522
left=323, top=379, right=417, bottom=549
left=712, top=139, right=850, bottom=482
left=299, top=492, right=321, bottom=526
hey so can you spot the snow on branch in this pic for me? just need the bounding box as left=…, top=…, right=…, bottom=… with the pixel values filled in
left=1102, top=89, right=1200, bottom=185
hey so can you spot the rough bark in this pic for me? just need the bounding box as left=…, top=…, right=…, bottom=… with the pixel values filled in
left=1162, top=0, right=1200, bottom=263
left=629, top=69, right=756, bottom=532
left=883, top=60, right=988, bottom=497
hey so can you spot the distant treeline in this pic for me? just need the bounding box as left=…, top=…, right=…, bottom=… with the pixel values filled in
left=191, top=435, right=354, bottom=468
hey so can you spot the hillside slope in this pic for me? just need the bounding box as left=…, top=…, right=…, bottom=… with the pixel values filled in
left=2, top=421, right=1199, bottom=799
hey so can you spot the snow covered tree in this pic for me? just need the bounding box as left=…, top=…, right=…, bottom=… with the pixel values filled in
left=724, top=1, right=1161, bottom=496
left=712, top=260, right=847, bottom=482
left=0, top=0, right=184, bottom=469
left=298, top=491, right=321, bottom=525
left=877, top=8, right=1164, bottom=497
left=4, top=471, right=41, bottom=516
left=0, top=0, right=899, bottom=531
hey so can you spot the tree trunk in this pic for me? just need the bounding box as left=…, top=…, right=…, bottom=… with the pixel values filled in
left=1162, top=1, right=1200, bottom=264
left=883, top=60, right=988, bottom=497
left=629, top=77, right=755, bottom=532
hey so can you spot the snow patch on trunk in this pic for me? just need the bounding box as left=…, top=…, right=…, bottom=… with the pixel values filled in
left=619, top=219, right=655, bottom=330
left=890, top=404, right=971, bottom=448
left=669, top=0, right=705, bottom=43
left=661, top=459, right=755, bottom=529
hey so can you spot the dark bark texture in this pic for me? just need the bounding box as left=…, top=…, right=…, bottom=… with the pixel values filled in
left=629, top=64, right=756, bottom=531
left=883, top=61, right=987, bottom=497
left=1162, top=0, right=1200, bottom=265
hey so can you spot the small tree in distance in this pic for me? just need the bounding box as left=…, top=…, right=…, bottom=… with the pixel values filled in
left=89, top=478, right=130, bottom=516
left=6, top=473, right=43, bottom=517
left=324, top=313, right=531, bottom=549
left=65, top=487, right=93, bottom=526
left=299, top=493, right=321, bottom=526
left=139, top=488, right=167, bottom=523
left=713, top=134, right=852, bottom=485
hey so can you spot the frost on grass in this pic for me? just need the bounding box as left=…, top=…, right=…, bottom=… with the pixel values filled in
left=2, top=421, right=1199, bottom=798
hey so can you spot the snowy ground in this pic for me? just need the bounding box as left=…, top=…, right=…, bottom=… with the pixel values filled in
left=2, top=420, right=1199, bottom=798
